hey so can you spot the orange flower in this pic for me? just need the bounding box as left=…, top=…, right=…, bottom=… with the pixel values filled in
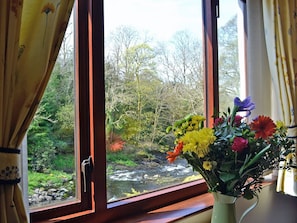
left=166, top=141, right=183, bottom=163
left=250, top=115, right=276, bottom=139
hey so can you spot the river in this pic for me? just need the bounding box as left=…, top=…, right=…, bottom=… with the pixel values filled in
left=107, top=159, right=197, bottom=202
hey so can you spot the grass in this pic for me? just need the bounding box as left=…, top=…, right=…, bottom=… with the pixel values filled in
left=107, top=150, right=137, bottom=167
left=53, top=154, right=75, bottom=172
left=28, top=170, right=74, bottom=195
left=28, top=154, right=75, bottom=196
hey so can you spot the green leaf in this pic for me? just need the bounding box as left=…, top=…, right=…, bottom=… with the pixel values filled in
left=166, top=126, right=172, bottom=133
left=240, top=166, right=258, bottom=178
left=219, top=161, right=233, bottom=171
left=227, top=179, right=239, bottom=191
left=243, top=188, right=254, bottom=200
left=219, top=172, right=236, bottom=182
left=239, top=145, right=271, bottom=175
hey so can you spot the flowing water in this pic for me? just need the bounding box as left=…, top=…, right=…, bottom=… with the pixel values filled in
left=107, top=159, right=196, bottom=202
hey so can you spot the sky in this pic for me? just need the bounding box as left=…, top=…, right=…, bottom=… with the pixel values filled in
left=104, top=0, right=239, bottom=41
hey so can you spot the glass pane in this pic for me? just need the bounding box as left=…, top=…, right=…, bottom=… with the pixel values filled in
left=104, top=0, right=204, bottom=202
left=218, top=0, right=243, bottom=112
left=27, top=12, right=76, bottom=208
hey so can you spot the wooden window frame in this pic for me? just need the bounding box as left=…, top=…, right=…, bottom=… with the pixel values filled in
left=30, top=0, right=92, bottom=221
left=30, top=0, right=220, bottom=222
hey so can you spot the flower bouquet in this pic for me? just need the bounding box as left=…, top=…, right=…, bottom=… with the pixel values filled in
left=166, top=96, right=293, bottom=199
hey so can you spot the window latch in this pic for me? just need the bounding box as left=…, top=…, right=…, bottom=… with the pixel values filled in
left=81, top=156, right=93, bottom=192
left=216, top=0, right=220, bottom=18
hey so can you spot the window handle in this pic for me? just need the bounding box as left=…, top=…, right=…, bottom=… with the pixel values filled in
left=81, top=156, right=93, bottom=192
left=216, top=0, right=220, bottom=18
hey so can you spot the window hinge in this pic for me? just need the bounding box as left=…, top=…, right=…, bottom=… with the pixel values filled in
left=81, top=156, right=93, bottom=192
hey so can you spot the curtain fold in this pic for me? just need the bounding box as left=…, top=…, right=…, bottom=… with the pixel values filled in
left=0, top=0, right=74, bottom=222
left=262, top=0, right=297, bottom=197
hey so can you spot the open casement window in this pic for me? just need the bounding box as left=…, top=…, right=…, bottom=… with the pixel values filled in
left=29, top=0, right=244, bottom=222
left=218, top=0, right=247, bottom=111
left=104, top=0, right=206, bottom=203
left=29, top=0, right=93, bottom=221
left=92, top=0, right=218, bottom=222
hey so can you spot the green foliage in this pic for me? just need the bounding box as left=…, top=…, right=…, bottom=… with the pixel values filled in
left=135, top=149, right=155, bottom=161
left=27, top=54, right=75, bottom=172
left=27, top=131, right=56, bottom=172
left=124, top=188, right=147, bottom=197
left=115, top=159, right=137, bottom=167
left=117, top=115, right=142, bottom=142
left=53, top=154, right=75, bottom=173
left=107, top=150, right=137, bottom=167
left=56, top=104, right=75, bottom=136
left=218, top=15, right=240, bottom=112
left=28, top=170, right=74, bottom=196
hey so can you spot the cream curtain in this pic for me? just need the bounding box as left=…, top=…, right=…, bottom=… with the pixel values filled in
left=262, top=0, right=297, bottom=196
left=0, top=1, right=74, bottom=222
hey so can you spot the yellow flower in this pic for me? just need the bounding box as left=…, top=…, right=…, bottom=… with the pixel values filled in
left=203, top=161, right=212, bottom=171
left=192, top=115, right=205, bottom=123
left=181, top=122, right=189, bottom=131
left=187, top=115, right=205, bottom=131
left=181, top=128, right=216, bottom=158
left=276, top=120, right=286, bottom=130
left=173, top=127, right=183, bottom=137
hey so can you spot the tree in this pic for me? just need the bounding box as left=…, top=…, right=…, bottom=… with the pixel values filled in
left=218, top=15, right=240, bottom=112
left=27, top=32, right=75, bottom=172
left=155, top=30, right=204, bottom=122
left=105, top=26, right=161, bottom=146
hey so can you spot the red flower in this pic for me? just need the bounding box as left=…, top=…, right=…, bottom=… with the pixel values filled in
left=214, top=117, right=224, bottom=126
left=234, top=115, right=242, bottom=126
left=232, top=137, right=248, bottom=152
left=106, top=133, right=125, bottom=152
left=167, top=141, right=183, bottom=163
left=250, top=115, right=276, bottom=139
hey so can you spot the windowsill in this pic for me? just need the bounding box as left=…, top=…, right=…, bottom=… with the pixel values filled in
left=110, top=180, right=274, bottom=223
left=111, top=192, right=214, bottom=223
left=33, top=191, right=214, bottom=223
left=33, top=180, right=275, bottom=223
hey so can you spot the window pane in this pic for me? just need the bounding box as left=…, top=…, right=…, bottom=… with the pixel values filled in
left=104, top=0, right=204, bottom=202
left=27, top=12, right=77, bottom=208
left=218, top=1, right=244, bottom=111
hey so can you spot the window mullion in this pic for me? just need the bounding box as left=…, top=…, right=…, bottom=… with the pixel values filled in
left=88, top=0, right=107, bottom=212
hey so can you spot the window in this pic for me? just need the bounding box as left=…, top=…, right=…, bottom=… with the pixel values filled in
left=28, top=11, right=76, bottom=210
left=92, top=0, right=220, bottom=221
left=30, top=0, right=93, bottom=221
left=104, top=0, right=204, bottom=203
left=218, top=0, right=246, bottom=111
left=29, top=0, right=245, bottom=222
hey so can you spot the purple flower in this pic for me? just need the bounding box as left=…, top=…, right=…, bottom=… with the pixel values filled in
left=234, top=96, right=255, bottom=112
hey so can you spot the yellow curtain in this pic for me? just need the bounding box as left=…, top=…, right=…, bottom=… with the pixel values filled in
left=262, top=0, right=297, bottom=196
left=0, top=1, right=74, bottom=222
